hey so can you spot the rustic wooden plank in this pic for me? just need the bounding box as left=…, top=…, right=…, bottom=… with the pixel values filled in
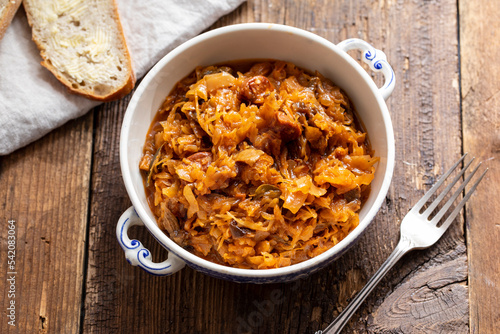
left=0, top=113, right=93, bottom=333
left=317, top=0, right=466, bottom=331
left=459, top=0, right=500, bottom=332
left=82, top=0, right=466, bottom=333
left=81, top=96, right=136, bottom=333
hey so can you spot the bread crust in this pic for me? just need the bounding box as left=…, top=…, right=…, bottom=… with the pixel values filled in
left=23, top=0, right=136, bottom=102
left=0, top=0, right=22, bottom=41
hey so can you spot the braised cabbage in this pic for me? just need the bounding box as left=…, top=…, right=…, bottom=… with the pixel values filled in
left=140, top=61, right=378, bottom=269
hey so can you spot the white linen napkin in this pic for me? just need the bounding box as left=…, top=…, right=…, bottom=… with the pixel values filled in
left=0, top=0, right=245, bottom=155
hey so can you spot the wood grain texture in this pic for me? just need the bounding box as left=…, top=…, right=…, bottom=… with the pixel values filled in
left=460, top=0, right=500, bottom=332
left=80, top=0, right=468, bottom=333
left=368, top=245, right=468, bottom=333
left=0, top=114, right=93, bottom=333
left=0, top=1, right=478, bottom=333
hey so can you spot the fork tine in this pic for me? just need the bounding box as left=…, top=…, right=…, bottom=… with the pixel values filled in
left=438, top=168, right=488, bottom=231
left=421, top=157, right=474, bottom=219
left=430, top=162, right=482, bottom=224
left=410, top=153, right=467, bottom=213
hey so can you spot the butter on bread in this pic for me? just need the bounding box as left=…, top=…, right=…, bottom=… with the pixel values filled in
left=23, top=0, right=135, bottom=101
left=0, top=0, right=22, bottom=41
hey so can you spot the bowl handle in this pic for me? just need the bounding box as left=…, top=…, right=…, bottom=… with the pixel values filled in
left=116, top=206, right=186, bottom=276
left=337, top=38, right=395, bottom=101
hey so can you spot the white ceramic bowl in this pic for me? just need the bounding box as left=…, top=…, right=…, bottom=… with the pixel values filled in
left=117, top=23, right=395, bottom=283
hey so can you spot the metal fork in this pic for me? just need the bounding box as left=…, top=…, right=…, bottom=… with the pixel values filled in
left=316, top=154, right=488, bottom=334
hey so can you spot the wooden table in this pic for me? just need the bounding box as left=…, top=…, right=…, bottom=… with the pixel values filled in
left=1, top=0, right=499, bottom=333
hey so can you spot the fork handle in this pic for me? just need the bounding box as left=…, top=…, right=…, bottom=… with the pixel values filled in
left=317, top=238, right=413, bottom=334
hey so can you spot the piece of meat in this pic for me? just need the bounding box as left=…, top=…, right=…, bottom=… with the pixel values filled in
left=275, top=111, right=302, bottom=142
left=240, top=75, right=274, bottom=104
left=185, top=151, right=212, bottom=171
left=343, top=186, right=361, bottom=203
left=251, top=130, right=282, bottom=157
left=250, top=111, right=301, bottom=156
left=247, top=62, right=273, bottom=76
left=292, top=101, right=316, bottom=117
left=158, top=202, right=185, bottom=244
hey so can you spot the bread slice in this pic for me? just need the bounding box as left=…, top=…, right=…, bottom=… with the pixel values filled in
left=0, top=0, right=22, bottom=41
left=23, top=0, right=135, bottom=101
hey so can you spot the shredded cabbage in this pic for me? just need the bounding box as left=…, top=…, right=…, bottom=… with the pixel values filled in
left=140, top=61, right=378, bottom=269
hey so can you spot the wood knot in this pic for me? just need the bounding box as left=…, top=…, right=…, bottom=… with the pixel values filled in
left=39, top=315, right=48, bottom=332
